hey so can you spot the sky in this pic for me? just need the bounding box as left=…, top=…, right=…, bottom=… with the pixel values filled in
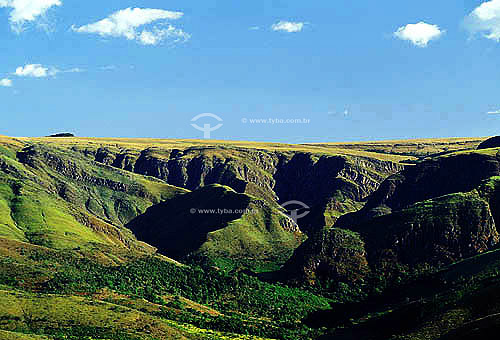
left=1, top=0, right=500, bottom=143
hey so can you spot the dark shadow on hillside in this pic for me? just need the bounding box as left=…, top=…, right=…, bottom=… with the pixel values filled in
left=126, top=185, right=251, bottom=259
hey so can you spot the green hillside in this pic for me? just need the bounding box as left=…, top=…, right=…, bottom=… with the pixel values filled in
left=127, top=184, right=305, bottom=272
left=0, top=135, right=498, bottom=340
left=0, top=138, right=186, bottom=254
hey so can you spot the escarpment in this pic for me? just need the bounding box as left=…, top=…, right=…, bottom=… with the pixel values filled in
left=3, top=144, right=185, bottom=251
left=336, top=151, right=500, bottom=227
left=83, top=146, right=404, bottom=234
left=334, top=151, right=500, bottom=270
left=18, top=145, right=133, bottom=194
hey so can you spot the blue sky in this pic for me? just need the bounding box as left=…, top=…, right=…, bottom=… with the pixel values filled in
left=1, top=0, right=500, bottom=142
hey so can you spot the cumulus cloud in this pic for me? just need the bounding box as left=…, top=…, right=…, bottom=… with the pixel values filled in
left=15, top=64, right=53, bottom=77
left=271, top=21, right=305, bottom=33
left=465, top=0, right=500, bottom=41
left=0, top=78, right=12, bottom=87
left=0, top=0, right=61, bottom=32
left=394, top=22, right=445, bottom=47
left=13, top=64, right=82, bottom=78
left=72, top=7, right=190, bottom=46
left=14, top=64, right=57, bottom=77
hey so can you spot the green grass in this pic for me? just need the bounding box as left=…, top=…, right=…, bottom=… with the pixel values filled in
left=19, top=135, right=426, bottom=162
left=0, top=244, right=331, bottom=340
left=0, top=140, right=187, bottom=252
left=0, top=134, right=493, bottom=340
left=126, top=185, right=306, bottom=271
left=0, top=288, right=274, bottom=340
left=0, top=330, right=50, bottom=340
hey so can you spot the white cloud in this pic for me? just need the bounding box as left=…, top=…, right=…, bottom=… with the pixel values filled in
left=15, top=64, right=55, bottom=77
left=13, top=64, right=82, bottom=78
left=465, top=0, right=500, bottom=41
left=271, top=21, right=305, bottom=33
left=0, top=0, right=61, bottom=32
left=72, top=7, right=190, bottom=46
left=0, top=78, right=12, bottom=87
left=138, top=25, right=189, bottom=45
left=394, top=22, right=445, bottom=47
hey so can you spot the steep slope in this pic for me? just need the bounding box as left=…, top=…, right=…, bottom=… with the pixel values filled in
left=28, top=136, right=483, bottom=237
left=333, top=149, right=500, bottom=273
left=61, top=139, right=405, bottom=234
left=309, top=239, right=500, bottom=340
left=281, top=149, right=500, bottom=292
left=281, top=228, right=370, bottom=287
left=0, top=135, right=494, bottom=340
left=126, top=184, right=305, bottom=271
left=0, top=139, right=186, bottom=253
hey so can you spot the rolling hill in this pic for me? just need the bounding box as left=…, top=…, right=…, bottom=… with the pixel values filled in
left=1, top=134, right=499, bottom=340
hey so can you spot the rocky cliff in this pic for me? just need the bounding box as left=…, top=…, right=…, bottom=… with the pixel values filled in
left=334, top=150, right=500, bottom=270
left=280, top=150, right=500, bottom=289
left=82, top=145, right=404, bottom=234
left=0, top=142, right=185, bottom=254
left=477, top=136, right=500, bottom=150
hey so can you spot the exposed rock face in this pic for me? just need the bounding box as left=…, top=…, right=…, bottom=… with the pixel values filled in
left=17, top=145, right=150, bottom=200
left=477, top=136, right=500, bottom=150
left=133, top=149, right=252, bottom=196
left=14, top=145, right=185, bottom=236
left=334, top=152, right=500, bottom=269
left=337, top=152, right=500, bottom=227
left=85, top=146, right=404, bottom=234
left=359, top=193, right=499, bottom=266
left=19, top=146, right=130, bottom=193
left=281, top=228, right=370, bottom=286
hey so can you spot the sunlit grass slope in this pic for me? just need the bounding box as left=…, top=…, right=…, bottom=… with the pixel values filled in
left=18, top=136, right=485, bottom=162
left=0, top=136, right=186, bottom=252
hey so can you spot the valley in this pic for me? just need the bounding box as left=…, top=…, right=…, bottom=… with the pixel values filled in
left=1, top=135, right=499, bottom=340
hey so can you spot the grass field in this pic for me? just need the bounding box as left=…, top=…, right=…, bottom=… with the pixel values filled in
left=12, top=136, right=485, bottom=162
left=0, top=134, right=495, bottom=340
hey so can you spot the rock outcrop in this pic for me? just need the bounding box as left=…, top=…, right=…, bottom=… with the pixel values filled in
left=83, top=146, right=404, bottom=234
left=1, top=144, right=184, bottom=252
left=334, top=151, right=500, bottom=269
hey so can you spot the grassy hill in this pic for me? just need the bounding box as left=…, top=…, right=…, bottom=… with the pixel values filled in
left=126, top=184, right=305, bottom=272
left=0, top=238, right=331, bottom=340
left=0, top=138, right=187, bottom=255
left=0, top=135, right=495, bottom=340
left=11, top=136, right=414, bottom=235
